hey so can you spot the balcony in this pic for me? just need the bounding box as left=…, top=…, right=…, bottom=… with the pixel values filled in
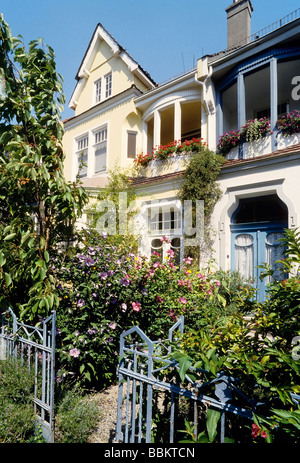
left=217, top=111, right=300, bottom=160
left=134, top=139, right=206, bottom=178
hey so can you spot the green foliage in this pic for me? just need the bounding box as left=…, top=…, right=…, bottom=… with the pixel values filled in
left=179, top=409, right=225, bottom=443
left=169, top=228, right=300, bottom=443
left=55, top=387, right=99, bottom=443
left=178, top=148, right=224, bottom=221
left=0, top=15, right=87, bottom=320
left=178, top=148, right=224, bottom=261
left=0, top=359, right=38, bottom=443
left=54, top=230, right=253, bottom=388
left=258, top=228, right=300, bottom=343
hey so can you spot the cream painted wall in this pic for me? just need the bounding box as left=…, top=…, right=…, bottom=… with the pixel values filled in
left=63, top=32, right=153, bottom=184
left=63, top=94, right=144, bottom=182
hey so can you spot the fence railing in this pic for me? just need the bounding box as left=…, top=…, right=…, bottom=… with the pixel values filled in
left=250, top=8, right=300, bottom=42
left=0, top=308, right=56, bottom=443
left=115, top=317, right=259, bottom=444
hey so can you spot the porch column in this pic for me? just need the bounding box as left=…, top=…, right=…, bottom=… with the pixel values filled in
left=216, top=90, right=223, bottom=143
left=153, top=109, right=161, bottom=150
left=237, top=72, right=246, bottom=128
left=174, top=100, right=181, bottom=142
left=270, top=58, right=278, bottom=152
left=142, top=120, right=148, bottom=153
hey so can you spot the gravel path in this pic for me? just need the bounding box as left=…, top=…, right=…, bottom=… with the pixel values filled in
left=88, top=384, right=119, bottom=443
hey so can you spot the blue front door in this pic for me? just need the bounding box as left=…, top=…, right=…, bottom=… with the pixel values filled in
left=231, top=222, right=287, bottom=301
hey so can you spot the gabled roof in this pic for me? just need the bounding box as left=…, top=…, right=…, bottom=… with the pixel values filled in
left=69, top=23, right=157, bottom=109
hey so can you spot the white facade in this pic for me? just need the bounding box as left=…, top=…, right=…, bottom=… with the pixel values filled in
left=133, top=2, right=300, bottom=301
left=200, top=4, right=300, bottom=299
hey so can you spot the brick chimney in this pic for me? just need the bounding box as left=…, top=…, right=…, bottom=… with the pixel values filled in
left=226, top=0, right=253, bottom=49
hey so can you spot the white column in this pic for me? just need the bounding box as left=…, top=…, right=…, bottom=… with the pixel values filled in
left=142, top=120, right=148, bottom=154
left=237, top=72, right=246, bottom=128
left=174, top=100, right=181, bottom=142
left=216, top=91, right=223, bottom=143
left=153, top=109, right=161, bottom=150
left=270, top=58, right=278, bottom=152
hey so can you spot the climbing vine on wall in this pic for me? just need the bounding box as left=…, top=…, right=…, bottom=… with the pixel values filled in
left=178, top=147, right=225, bottom=263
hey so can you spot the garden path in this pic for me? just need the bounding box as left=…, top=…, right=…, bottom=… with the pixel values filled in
left=88, top=384, right=119, bottom=443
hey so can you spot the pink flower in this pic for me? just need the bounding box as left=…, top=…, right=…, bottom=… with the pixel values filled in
left=260, top=431, right=268, bottom=439
left=184, top=257, right=193, bottom=265
left=160, top=236, right=171, bottom=243
left=166, top=249, right=175, bottom=257
left=69, top=348, right=80, bottom=358
left=179, top=297, right=187, bottom=304
left=132, top=302, right=141, bottom=312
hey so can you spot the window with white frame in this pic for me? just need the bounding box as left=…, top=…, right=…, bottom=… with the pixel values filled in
left=149, top=208, right=182, bottom=233
left=95, top=79, right=102, bottom=104
left=147, top=201, right=183, bottom=266
left=76, top=134, right=88, bottom=178
left=105, top=73, right=112, bottom=99
left=94, top=72, right=112, bottom=104
left=93, top=126, right=107, bottom=173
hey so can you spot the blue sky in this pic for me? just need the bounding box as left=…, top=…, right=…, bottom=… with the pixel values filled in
left=1, top=0, right=299, bottom=119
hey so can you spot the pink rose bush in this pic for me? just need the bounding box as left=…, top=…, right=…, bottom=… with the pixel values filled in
left=54, top=229, right=254, bottom=387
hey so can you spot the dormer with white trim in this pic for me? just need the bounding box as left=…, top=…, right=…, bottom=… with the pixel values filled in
left=69, top=23, right=156, bottom=115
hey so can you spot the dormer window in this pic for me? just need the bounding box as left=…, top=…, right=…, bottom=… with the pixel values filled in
left=94, top=72, right=112, bottom=104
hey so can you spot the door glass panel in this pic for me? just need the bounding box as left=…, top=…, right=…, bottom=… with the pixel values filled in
left=234, top=234, right=254, bottom=279
left=266, top=232, right=285, bottom=281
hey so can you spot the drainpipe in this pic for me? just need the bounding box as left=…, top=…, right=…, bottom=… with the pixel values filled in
left=194, top=64, right=213, bottom=146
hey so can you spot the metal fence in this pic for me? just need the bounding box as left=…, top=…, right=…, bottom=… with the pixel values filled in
left=115, top=317, right=261, bottom=444
left=0, top=308, right=56, bottom=443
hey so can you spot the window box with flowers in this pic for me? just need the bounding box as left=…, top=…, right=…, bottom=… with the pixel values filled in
left=217, top=130, right=241, bottom=155
left=134, top=138, right=208, bottom=169
left=277, top=110, right=300, bottom=137
left=217, top=117, right=272, bottom=156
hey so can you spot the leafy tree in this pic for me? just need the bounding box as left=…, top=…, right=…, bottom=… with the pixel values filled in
left=178, top=148, right=224, bottom=263
left=0, top=15, right=87, bottom=319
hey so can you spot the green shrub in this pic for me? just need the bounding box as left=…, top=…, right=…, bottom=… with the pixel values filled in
left=170, top=229, right=300, bottom=443
left=54, top=230, right=254, bottom=388
left=0, top=359, right=37, bottom=443
left=55, top=388, right=99, bottom=443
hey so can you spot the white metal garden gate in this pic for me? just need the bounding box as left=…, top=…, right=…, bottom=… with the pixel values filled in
left=0, top=308, right=56, bottom=443
left=115, top=317, right=256, bottom=444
